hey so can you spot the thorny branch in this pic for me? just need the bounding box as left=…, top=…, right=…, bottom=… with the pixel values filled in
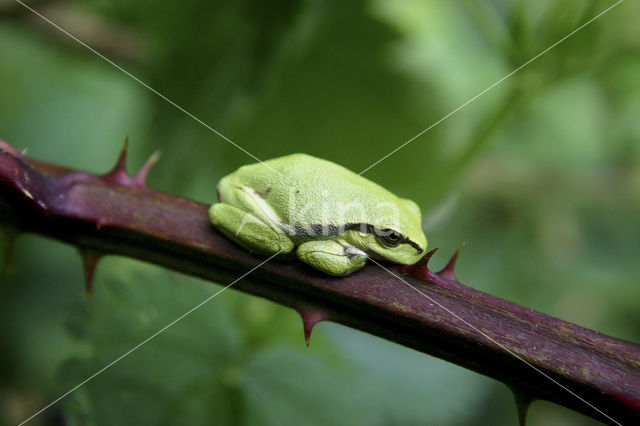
left=0, top=141, right=638, bottom=425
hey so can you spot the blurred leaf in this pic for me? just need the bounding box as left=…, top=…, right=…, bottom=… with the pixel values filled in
left=0, top=24, right=150, bottom=171
left=1, top=0, right=639, bottom=425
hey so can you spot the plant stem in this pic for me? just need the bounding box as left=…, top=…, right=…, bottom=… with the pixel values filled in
left=0, top=145, right=638, bottom=425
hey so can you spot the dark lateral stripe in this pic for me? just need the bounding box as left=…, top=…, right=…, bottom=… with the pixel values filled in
left=279, top=222, right=422, bottom=254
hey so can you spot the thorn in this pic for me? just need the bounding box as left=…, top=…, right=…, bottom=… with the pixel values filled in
left=422, top=248, right=438, bottom=266
left=437, top=244, right=464, bottom=281
left=510, top=387, right=533, bottom=426
left=114, top=135, right=129, bottom=172
left=399, top=248, right=438, bottom=279
left=2, top=226, right=20, bottom=279
left=103, top=136, right=129, bottom=184
left=133, top=150, right=161, bottom=187
left=297, top=308, right=328, bottom=347
left=95, top=217, right=109, bottom=230
left=0, top=140, right=22, bottom=157
left=413, top=247, right=439, bottom=271
left=102, top=137, right=159, bottom=188
left=611, top=392, right=640, bottom=417
left=79, top=249, right=102, bottom=299
left=20, top=147, right=28, bottom=158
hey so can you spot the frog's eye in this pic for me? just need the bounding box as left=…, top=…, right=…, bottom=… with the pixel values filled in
left=378, top=229, right=403, bottom=248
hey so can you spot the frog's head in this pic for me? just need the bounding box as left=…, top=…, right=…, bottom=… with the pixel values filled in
left=350, top=198, right=427, bottom=265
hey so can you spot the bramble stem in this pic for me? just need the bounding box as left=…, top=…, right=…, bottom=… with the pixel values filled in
left=0, top=144, right=638, bottom=425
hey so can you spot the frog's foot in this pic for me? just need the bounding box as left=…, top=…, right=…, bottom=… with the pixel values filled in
left=297, top=240, right=367, bottom=276
left=209, top=203, right=295, bottom=255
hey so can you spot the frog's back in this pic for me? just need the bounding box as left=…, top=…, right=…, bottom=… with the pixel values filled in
left=224, top=154, right=402, bottom=224
left=270, top=153, right=382, bottom=188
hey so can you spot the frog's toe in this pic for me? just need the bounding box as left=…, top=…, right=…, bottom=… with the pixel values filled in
left=296, top=241, right=367, bottom=276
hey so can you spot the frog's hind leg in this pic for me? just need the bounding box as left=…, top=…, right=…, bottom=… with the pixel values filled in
left=218, top=184, right=281, bottom=226
left=209, top=203, right=295, bottom=256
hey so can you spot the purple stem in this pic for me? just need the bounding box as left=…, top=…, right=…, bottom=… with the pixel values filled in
left=0, top=145, right=638, bottom=425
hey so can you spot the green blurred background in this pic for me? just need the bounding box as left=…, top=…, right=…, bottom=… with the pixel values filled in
left=1, top=0, right=639, bottom=424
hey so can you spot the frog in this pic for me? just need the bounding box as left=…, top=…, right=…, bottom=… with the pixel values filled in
left=209, top=153, right=427, bottom=276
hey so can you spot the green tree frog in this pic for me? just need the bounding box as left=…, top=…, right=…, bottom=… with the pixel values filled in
left=209, top=154, right=427, bottom=276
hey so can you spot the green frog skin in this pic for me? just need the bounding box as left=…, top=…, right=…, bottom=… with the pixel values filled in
left=209, top=154, right=427, bottom=276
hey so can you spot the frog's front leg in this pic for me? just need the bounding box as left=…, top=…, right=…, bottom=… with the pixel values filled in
left=209, top=203, right=295, bottom=255
left=296, top=240, right=368, bottom=276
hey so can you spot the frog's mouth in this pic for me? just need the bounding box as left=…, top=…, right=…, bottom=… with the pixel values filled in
left=406, top=240, right=423, bottom=254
